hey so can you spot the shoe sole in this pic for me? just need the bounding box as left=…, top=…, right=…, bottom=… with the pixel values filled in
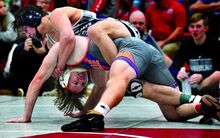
left=199, top=117, right=214, bottom=124
left=61, top=118, right=104, bottom=132
left=202, top=95, right=220, bottom=121
left=64, top=127, right=104, bottom=132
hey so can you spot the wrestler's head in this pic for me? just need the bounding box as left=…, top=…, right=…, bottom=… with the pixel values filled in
left=55, top=67, right=89, bottom=114
left=59, top=68, right=89, bottom=94
left=14, top=5, right=47, bottom=29
left=13, top=5, right=47, bottom=40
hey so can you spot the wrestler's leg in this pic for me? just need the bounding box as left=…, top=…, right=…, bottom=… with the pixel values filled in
left=158, top=104, right=199, bottom=121
left=141, top=82, right=201, bottom=121
left=100, top=60, right=136, bottom=108
left=142, top=81, right=181, bottom=105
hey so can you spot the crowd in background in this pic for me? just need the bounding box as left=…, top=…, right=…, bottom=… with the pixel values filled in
left=0, top=0, right=219, bottom=97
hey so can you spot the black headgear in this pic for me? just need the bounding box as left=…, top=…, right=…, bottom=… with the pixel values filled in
left=19, top=10, right=42, bottom=27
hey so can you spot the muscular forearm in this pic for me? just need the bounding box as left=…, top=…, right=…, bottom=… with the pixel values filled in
left=23, top=79, right=43, bottom=121
left=142, top=81, right=181, bottom=105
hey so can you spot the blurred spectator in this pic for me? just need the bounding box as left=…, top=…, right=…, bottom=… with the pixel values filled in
left=116, top=0, right=138, bottom=21
left=9, top=0, right=22, bottom=14
left=170, top=13, right=220, bottom=97
left=129, top=10, right=172, bottom=67
left=145, top=0, right=187, bottom=60
left=132, top=0, right=142, bottom=10
left=129, top=10, right=146, bottom=39
left=36, top=0, right=54, bottom=12
left=53, top=0, right=67, bottom=8
left=189, top=0, right=220, bottom=37
left=177, top=0, right=197, bottom=17
left=21, top=0, right=35, bottom=6
left=4, top=37, right=55, bottom=96
left=0, top=0, right=18, bottom=87
left=143, top=0, right=154, bottom=11
left=21, top=0, right=54, bottom=11
left=87, top=0, right=116, bottom=18
left=66, top=0, right=86, bottom=9
left=132, top=0, right=154, bottom=12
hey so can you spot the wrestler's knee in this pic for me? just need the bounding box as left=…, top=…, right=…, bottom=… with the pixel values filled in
left=210, top=71, right=220, bottom=82
left=87, top=24, right=104, bottom=39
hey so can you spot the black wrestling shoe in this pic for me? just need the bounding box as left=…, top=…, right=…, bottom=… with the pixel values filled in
left=126, top=79, right=143, bottom=98
left=201, top=95, right=220, bottom=122
left=61, top=110, right=104, bottom=132
left=199, top=116, right=214, bottom=124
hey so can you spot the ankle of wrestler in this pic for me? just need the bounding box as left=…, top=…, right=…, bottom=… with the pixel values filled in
left=180, top=93, right=202, bottom=104
left=93, top=102, right=111, bottom=116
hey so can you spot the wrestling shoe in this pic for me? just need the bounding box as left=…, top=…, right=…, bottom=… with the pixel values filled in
left=61, top=110, right=104, bottom=132
left=201, top=95, right=220, bottom=122
left=199, top=116, right=214, bottom=124
left=126, top=79, right=143, bottom=98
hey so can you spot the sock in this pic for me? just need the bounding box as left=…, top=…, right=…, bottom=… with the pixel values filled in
left=94, top=102, right=110, bottom=116
left=192, top=95, right=202, bottom=103
left=195, top=103, right=202, bottom=113
left=180, top=93, right=202, bottom=104
left=180, top=93, right=193, bottom=104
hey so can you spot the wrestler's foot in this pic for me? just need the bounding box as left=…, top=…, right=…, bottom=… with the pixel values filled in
left=126, top=79, right=143, bottom=98
left=201, top=95, right=220, bottom=122
left=61, top=110, right=104, bottom=132
left=199, top=116, right=214, bottom=124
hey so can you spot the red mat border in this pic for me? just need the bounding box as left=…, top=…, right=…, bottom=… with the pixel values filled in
left=23, top=128, right=220, bottom=138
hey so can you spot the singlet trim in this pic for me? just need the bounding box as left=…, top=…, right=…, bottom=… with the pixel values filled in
left=113, top=56, right=139, bottom=78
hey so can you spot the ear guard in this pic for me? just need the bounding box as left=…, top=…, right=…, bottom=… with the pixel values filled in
left=19, top=10, right=42, bottom=27
left=59, top=67, right=88, bottom=89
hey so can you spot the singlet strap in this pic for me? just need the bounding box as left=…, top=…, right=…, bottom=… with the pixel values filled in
left=46, top=34, right=57, bottom=46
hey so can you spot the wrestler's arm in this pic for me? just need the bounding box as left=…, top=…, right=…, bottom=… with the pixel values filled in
left=87, top=18, right=131, bottom=65
left=50, top=7, right=76, bottom=77
left=6, top=44, right=59, bottom=123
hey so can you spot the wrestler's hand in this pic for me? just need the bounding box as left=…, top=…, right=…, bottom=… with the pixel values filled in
left=52, top=67, right=64, bottom=77
left=6, top=117, right=31, bottom=123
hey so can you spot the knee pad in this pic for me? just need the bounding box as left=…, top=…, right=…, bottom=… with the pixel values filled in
left=126, top=79, right=143, bottom=98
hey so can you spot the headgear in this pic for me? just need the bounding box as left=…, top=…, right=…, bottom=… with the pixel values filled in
left=19, top=10, right=42, bottom=27
left=59, top=68, right=88, bottom=93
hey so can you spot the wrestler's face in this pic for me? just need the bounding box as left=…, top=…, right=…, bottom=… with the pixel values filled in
left=67, top=72, right=88, bottom=93
left=21, top=26, right=37, bottom=38
left=188, top=19, right=208, bottom=41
